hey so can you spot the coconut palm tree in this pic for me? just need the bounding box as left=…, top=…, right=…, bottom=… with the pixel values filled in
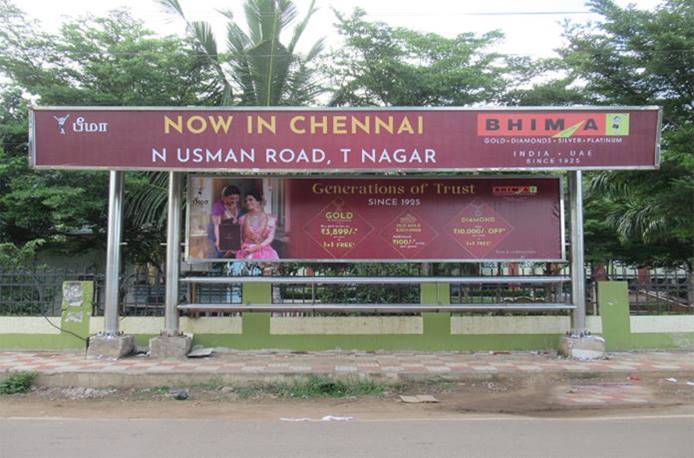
left=158, top=0, right=325, bottom=106
left=126, top=0, right=325, bottom=246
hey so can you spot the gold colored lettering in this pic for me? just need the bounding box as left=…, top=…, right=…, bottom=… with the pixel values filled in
left=290, top=116, right=306, bottom=134
left=208, top=116, right=234, bottom=134
left=397, top=117, right=414, bottom=134
left=187, top=115, right=206, bottom=134
left=351, top=116, right=370, bottom=134
left=164, top=115, right=183, bottom=134
left=311, top=116, right=328, bottom=134
left=375, top=116, right=394, bottom=134
left=257, top=115, right=276, bottom=134
left=333, top=116, right=347, bottom=134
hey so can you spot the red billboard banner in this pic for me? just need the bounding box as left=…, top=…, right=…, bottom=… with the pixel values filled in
left=31, top=107, right=660, bottom=172
left=186, top=176, right=563, bottom=262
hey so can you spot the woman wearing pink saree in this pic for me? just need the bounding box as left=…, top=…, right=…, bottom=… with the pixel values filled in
left=236, top=191, right=280, bottom=261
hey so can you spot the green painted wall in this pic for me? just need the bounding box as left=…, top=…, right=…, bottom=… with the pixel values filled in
left=1, top=280, right=692, bottom=351
left=60, top=281, right=93, bottom=341
left=0, top=334, right=84, bottom=350
left=599, top=281, right=631, bottom=351
left=599, top=281, right=694, bottom=351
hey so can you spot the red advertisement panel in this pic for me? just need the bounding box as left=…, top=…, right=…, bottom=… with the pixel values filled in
left=31, top=107, right=660, bottom=171
left=186, top=177, right=563, bottom=262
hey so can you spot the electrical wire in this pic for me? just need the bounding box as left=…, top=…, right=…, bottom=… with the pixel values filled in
left=41, top=313, right=88, bottom=343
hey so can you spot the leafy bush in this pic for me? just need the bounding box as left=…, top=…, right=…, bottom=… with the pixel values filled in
left=0, top=371, right=37, bottom=394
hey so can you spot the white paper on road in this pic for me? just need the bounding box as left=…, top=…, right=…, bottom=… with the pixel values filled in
left=280, top=415, right=354, bottom=422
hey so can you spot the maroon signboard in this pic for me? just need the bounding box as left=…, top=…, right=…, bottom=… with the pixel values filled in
left=186, top=176, right=563, bottom=262
left=31, top=107, right=660, bottom=172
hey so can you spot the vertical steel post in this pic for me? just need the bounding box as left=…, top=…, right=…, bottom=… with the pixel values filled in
left=569, top=171, right=586, bottom=333
left=164, top=171, right=182, bottom=335
left=104, top=170, right=124, bottom=335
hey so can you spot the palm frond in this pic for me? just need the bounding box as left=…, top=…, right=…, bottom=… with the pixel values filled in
left=191, top=21, right=218, bottom=59
left=287, top=0, right=317, bottom=55
left=157, top=0, right=185, bottom=17
left=125, top=172, right=169, bottom=229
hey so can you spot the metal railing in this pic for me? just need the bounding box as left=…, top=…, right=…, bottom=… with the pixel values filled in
left=0, top=269, right=103, bottom=316
left=177, top=274, right=574, bottom=315
left=1, top=264, right=690, bottom=317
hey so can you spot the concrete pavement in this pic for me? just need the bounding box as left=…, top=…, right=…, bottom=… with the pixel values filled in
left=1, top=350, right=693, bottom=388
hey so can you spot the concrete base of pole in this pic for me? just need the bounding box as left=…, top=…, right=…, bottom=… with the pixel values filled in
left=86, top=334, right=135, bottom=359
left=559, top=335, right=606, bottom=360
left=149, top=334, right=193, bottom=359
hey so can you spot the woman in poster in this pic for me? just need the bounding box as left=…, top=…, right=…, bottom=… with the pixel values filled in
left=236, top=190, right=280, bottom=260
left=209, top=185, right=244, bottom=258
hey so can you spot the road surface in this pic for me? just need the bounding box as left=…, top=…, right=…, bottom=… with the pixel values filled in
left=2, top=410, right=693, bottom=457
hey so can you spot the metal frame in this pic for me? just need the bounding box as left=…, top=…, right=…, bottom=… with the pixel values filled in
left=180, top=276, right=571, bottom=285
left=104, top=171, right=124, bottom=335
left=569, top=171, right=586, bottom=332
left=177, top=303, right=576, bottom=313
left=28, top=109, right=36, bottom=168
left=46, top=105, right=657, bottom=332
left=164, top=171, right=182, bottom=334
left=29, top=105, right=663, bottom=173
left=184, top=174, right=567, bottom=264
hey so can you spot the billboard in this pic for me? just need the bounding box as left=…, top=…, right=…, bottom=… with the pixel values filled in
left=30, top=107, right=660, bottom=172
left=186, top=176, right=564, bottom=262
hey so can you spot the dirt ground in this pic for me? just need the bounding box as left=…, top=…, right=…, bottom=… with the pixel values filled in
left=2, top=373, right=693, bottom=420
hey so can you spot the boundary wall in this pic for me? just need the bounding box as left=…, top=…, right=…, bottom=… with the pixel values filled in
left=1, top=282, right=692, bottom=351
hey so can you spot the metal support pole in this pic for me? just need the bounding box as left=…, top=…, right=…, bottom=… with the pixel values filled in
left=164, top=171, right=182, bottom=335
left=569, top=171, right=586, bottom=333
left=104, top=170, right=124, bottom=335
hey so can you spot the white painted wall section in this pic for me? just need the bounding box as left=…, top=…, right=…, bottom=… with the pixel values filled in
left=451, top=316, right=571, bottom=335
left=271, top=316, right=423, bottom=335
left=0, top=317, right=61, bottom=334
left=630, top=315, right=694, bottom=334
left=89, top=316, right=242, bottom=334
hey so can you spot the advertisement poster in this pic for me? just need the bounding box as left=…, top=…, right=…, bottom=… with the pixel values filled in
left=186, top=176, right=563, bottom=262
left=31, top=107, right=660, bottom=171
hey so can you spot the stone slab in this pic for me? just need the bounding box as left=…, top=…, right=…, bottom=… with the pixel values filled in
left=559, top=335, right=606, bottom=360
left=87, top=334, right=135, bottom=359
left=149, top=335, right=193, bottom=359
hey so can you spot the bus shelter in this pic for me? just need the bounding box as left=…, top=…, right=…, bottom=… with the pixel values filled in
left=29, top=107, right=661, bottom=358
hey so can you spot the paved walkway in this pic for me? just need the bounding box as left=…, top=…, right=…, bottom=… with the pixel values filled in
left=1, top=350, right=693, bottom=379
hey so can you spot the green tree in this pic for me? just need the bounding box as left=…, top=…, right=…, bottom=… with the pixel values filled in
left=560, top=0, right=693, bottom=269
left=159, top=0, right=325, bottom=106
left=0, top=2, right=217, bottom=268
left=328, top=9, right=514, bottom=106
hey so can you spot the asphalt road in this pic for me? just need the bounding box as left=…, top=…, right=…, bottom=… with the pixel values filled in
left=2, top=411, right=693, bottom=458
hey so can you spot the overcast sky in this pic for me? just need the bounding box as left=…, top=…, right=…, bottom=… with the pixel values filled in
left=16, top=0, right=663, bottom=58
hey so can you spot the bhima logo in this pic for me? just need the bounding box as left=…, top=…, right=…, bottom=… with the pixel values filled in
left=53, top=114, right=70, bottom=135
left=493, top=186, right=538, bottom=196
left=478, top=113, right=630, bottom=137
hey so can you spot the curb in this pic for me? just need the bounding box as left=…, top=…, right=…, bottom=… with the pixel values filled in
left=25, top=369, right=694, bottom=389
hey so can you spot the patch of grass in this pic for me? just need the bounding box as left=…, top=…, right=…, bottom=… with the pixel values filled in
left=150, top=386, right=171, bottom=394
left=235, top=376, right=386, bottom=399
left=0, top=371, right=37, bottom=395
left=191, top=378, right=225, bottom=391
left=394, top=378, right=457, bottom=392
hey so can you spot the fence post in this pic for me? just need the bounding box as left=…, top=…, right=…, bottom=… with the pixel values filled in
left=60, top=281, right=93, bottom=342
left=242, top=282, right=272, bottom=346
left=421, top=282, right=451, bottom=349
left=598, top=281, right=631, bottom=351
